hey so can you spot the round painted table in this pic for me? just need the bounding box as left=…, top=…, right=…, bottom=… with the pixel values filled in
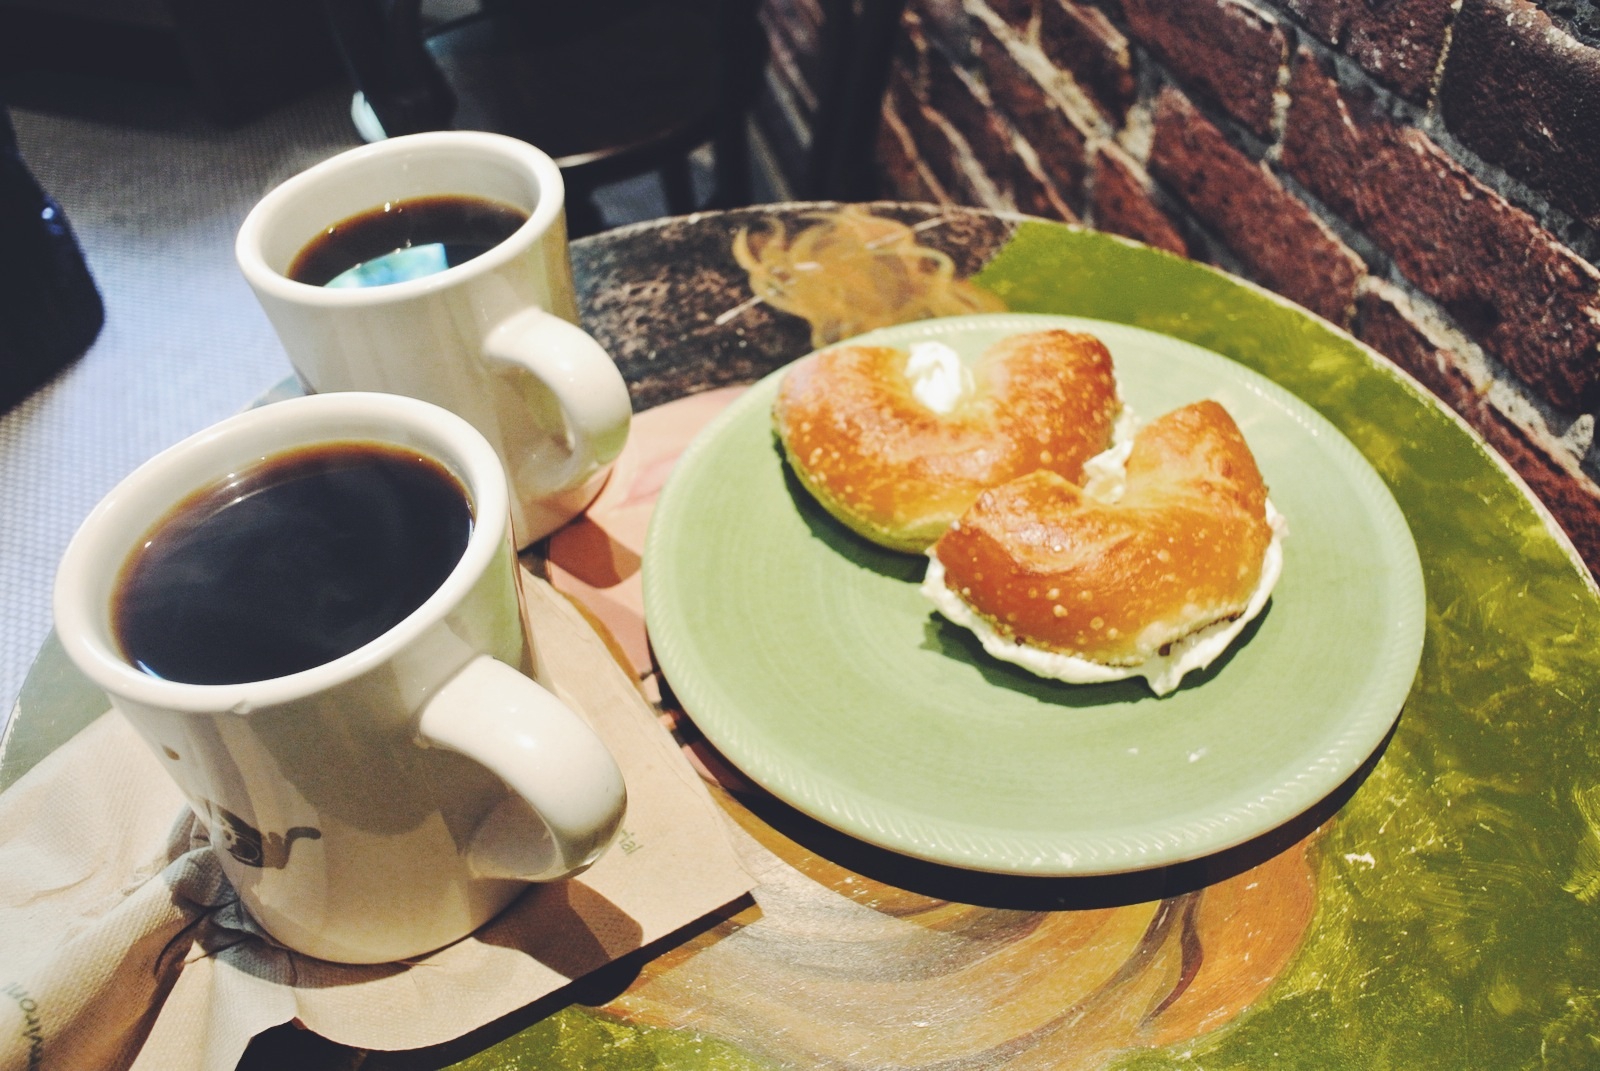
left=6, top=203, right=1598, bottom=1070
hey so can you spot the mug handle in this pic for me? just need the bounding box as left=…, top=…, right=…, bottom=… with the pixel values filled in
left=417, top=654, right=627, bottom=882
left=481, top=307, right=632, bottom=498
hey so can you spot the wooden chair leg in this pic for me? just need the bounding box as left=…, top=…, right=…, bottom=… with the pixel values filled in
left=564, top=182, right=607, bottom=237
left=660, top=155, right=697, bottom=218
left=709, top=118, right=751, bottom=210
left=319, top=0, right=455, bottom=135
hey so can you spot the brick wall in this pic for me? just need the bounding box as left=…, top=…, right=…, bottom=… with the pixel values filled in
left=764, top=0, right=1600, bottom=579
left=754, top=0, right=826, bottom=189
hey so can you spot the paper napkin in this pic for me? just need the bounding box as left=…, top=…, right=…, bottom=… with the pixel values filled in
left=0, top=572, right=755, bottom=1071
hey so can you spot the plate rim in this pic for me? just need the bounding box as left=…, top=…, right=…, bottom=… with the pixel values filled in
left=644, top=312, right=1426, bottom=876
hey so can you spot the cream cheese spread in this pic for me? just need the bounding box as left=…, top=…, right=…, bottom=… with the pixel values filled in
left=905, top=341, right=974, bottom=415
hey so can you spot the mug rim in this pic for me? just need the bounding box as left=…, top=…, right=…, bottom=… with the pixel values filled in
left=235, top=131, right=566, bottom=308
left=53, top=391, right=513, bottom=714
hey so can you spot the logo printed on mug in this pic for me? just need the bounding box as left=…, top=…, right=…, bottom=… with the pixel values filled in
left=205, top=802, right=322, bottom=870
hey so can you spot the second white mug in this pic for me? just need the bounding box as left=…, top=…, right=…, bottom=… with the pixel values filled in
left=235, top=131, right=631, bottom=546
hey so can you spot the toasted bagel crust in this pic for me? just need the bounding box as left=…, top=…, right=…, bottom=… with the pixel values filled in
left=931, top=400, right=1273, bottom=665
left=773, top=329, right=1120, bottom=551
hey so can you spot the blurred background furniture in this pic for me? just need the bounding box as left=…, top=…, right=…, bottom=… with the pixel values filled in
left=320, top=0, right=770, bottom=235
left=798, top=0, right=905, bottom=201
left=0, top=0, right=907, bottom=227
left=0, top=0, right=343, bottom=125
left=0, top=104, right=103, bottom=413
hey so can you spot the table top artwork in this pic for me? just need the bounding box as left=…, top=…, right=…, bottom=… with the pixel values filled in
left=6, top=202, right=1598, bottom=1070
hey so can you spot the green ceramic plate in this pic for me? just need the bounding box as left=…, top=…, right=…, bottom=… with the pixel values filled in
left=643, top=312, right=1425, bottom=876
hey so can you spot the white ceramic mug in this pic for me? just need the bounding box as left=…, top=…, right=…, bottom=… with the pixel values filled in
left=235, top=131, right=631, bottom=546
left=53, top=392, right=627, bottom=964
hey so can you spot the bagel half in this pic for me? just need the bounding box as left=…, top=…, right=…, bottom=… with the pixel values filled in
left=773, top=329, right=1121, bottom=552
left=923, top=400, right=1284, bottom=695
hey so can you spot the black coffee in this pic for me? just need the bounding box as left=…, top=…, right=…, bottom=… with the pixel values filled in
left=113, top=441, right=474, bottom=685
left=286, top=194, right=530, bottom=289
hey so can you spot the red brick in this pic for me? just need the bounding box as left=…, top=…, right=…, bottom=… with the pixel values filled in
left=769, top=0, right=824, bottom=27
left=759, top=1, right=827, bottom=114
left=1009, top=152, right=1082, bottom=221
left=875, top=98, right=946, bottom=204
left=762, top=0, right=822, bottom=66
left=1284, top=50, right=1600, bottom=410
left=1356, top=287, right=1486, bottom=418
left=975, top=25, right=1091, bottom=204
left=884, top=58, right=923, bottom=129
left=1278, top=0, right=1342, bottom=42
left=1278, top=0, right=1454, bottom=102
left=1120, top=0, right=1287, bottom=137
left=1149, top=88, right=1365, bottom=325
left=1357, top=289, right=1600, bottom=578
left=760, top=23, right=805, bottom=106
left=1090, top=143, right=1190, bottom=256
left=887, top=79, right=987, bottom=206
left=907, top=0, right=978, bottom=63
left=983, top=0, right=1036, bottom=30
left=894, top=6, right=933, bottom=93
left=925, top=58, right=1017, bottom=191
left=925, top=54, right=984, bottom=134
left=1440, top=0, right=1600, bottom=229
left=1038, top=0, right=1137, bottom=123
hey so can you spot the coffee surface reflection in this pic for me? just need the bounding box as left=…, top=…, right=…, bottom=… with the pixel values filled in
left=113, top=441, right=473, bottom=684
left=288, top=194, right=529, bottom=288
